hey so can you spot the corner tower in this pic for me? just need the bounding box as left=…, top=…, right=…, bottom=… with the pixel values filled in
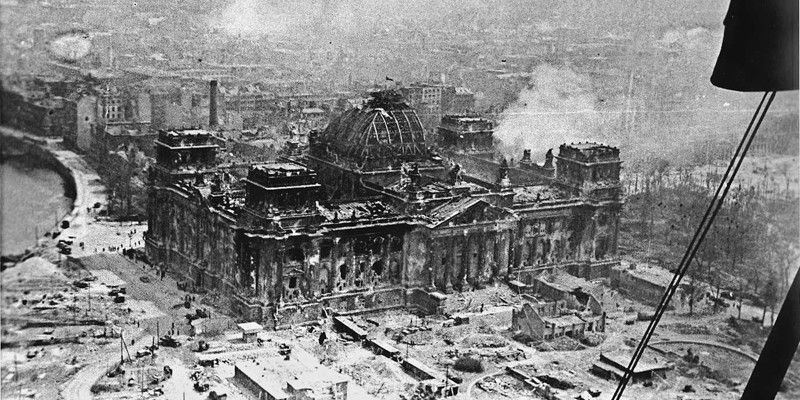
left=555, top=142, right=623, bottom=265
left=555, top=142, right=622, bottom=201
left=151, top=129, right=219, bottom=184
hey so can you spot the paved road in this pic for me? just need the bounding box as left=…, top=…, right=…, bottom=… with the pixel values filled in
left=60, top=353, right=117, bottom=400
left=59, top=333, right=152, bottom=400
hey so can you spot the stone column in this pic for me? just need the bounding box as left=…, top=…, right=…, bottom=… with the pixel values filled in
left=579, top=210, right=594, bottom=261
left=444, top=236, right=454, bottom=293
left=487, top=234, right=498, bottom=280
left=456, top=234, right=468, bottom=291
left=590, top=211, right=598, bottom=261
left=274, top=241, right=285, bottom=306
left=497, top=231, right=510, bottom=278
left=514, top=223, right=525, bottom=268
left=381, top=234, right=391, bottom=284
left=612, top=210, right=620, bottom=257
left=346, top=238, right=355, bottom=288
left=308, top=240, right=320, bottom=297
left=476, top=230, right=486, bottom=289
left=363, top=239, right=374, bottom=287
left=330, top=237, right=340, bottom=293
left=465, top=234, right=474, bottom=288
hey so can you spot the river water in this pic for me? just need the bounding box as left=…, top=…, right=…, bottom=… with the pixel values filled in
left=1, top=157, right=73, bottom=255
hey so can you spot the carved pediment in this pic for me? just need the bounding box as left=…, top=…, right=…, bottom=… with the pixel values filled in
left=430, top=198, right=515, bottom=227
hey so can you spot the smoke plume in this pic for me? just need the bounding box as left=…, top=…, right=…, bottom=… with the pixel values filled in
left=493, top=64, right=622, bottom=163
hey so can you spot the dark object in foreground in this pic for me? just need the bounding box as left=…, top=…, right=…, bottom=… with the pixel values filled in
left=194, top=381, right=209, bottom=392
left=453, top=356, right=484, bottom=373
left=741, top=269, right=800, bottom=400
left=208, top=391, right=227, bottom=400
left=159, top=335, right=180, bottom=348
left=711, top=0, right=798, bottom=91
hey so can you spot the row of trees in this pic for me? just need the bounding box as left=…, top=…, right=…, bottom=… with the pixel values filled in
left=622, top=170, right=799, bottom=318
left=103, top=146, right=150, bottom=220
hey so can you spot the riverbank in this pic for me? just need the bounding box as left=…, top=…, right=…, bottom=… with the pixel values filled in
left=1, top=157, right=73, bottom=255
left=2, top=138, right=77, bottom=201
left=1, top=126, right=106, bottom=259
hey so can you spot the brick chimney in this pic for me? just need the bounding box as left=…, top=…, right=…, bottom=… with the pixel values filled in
left=209, top=80, right=219, bottom=128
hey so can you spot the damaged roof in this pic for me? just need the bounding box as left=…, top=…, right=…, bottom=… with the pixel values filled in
left=429, top=197, right=484, bottom=222
left=318, top=90, right=431, bottom=168
left=539, top=270, right=599, bottom=293
left=318, top=201, right=400, bottom=222
left=512, top=185, right=564, bottom=204
left=426, top=197, right=516, bottom=227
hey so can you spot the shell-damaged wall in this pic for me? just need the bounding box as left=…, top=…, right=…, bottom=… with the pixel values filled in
left=145, top=186, right=239, bottom=294
left=147, top=187, right=621, bottom=328
left=145, top=124, right=623, bottom=328
left=236, top=232, right=405, bottom=302
left=225, top=228, right=420, bottom=327
left=515, top=206, right=608, bottom=266
left=403, top=230, right=430, bottom=288
left=146, top=186, right=448, bottom=328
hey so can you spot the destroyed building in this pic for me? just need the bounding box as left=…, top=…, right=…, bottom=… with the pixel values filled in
left=610, top=263, right=694, bottom=309
left=145, top=90, right=623, bottom=328
left=510, top=270, right=606, bottom=341
left=234, top=358, right=349, bottom=400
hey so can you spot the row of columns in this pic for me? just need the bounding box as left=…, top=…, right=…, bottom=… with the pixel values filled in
left=249, top=234, right=403, bottom=306
left=430, top=229, right=511, bottom=293
left=320, top=235, right=402, bottom=295
left=514, top=208, right=621, bottom=268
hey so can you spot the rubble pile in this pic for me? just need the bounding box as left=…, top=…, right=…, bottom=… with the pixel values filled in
left=666, top=322, right=714, bottom=336
left=390, top=323, right=434, bottom=344
left=476, top=374, right=542, bottom=399
left=461, top=333, right=508, bottom=348
left=1, top=257, right=66, bottom=286
left=338, top=355, right=417, bottom=396
left=535, top=336, right=585, bottom=352
left=580, top=332, right=606, bottom=347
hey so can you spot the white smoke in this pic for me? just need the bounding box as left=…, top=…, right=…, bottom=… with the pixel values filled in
left=493, top=64, right=621, bottom=163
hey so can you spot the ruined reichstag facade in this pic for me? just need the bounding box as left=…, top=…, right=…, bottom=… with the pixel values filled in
left=144, top=91, right=622, bottom=328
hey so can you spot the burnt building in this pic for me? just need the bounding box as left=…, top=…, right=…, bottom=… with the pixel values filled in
left=145, top=90, right=622, bottom=328
left=437, top=114, right=495, bottom=159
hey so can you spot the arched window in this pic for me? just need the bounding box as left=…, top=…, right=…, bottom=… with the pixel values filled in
left=287, top=246, right=304, bottom=263
left=371, top=260, right=384, bottom=276
left=370, top=237, right=384, bottom=254
left=320, top=240, right=333, bottom=258
left=390, top=237, right=403, bottom=252
left=353, top=239, right=369, bottom=255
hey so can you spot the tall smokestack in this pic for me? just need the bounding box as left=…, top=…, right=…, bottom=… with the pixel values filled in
left=209, top=80, right=219, bottom=128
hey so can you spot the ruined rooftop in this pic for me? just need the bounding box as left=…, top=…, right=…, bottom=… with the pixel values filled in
left=313, top=90, right=433, bottom=170
left=558, top=142, right=620, bottom=163
left=155, top=129, right=217, bottom=148
left=512, top=185, right=565, bottom=204
left=317, top=201, right=400, bottom=222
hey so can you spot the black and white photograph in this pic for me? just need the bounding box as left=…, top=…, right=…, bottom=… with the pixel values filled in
left=0, top=1, right=798, bottom=399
